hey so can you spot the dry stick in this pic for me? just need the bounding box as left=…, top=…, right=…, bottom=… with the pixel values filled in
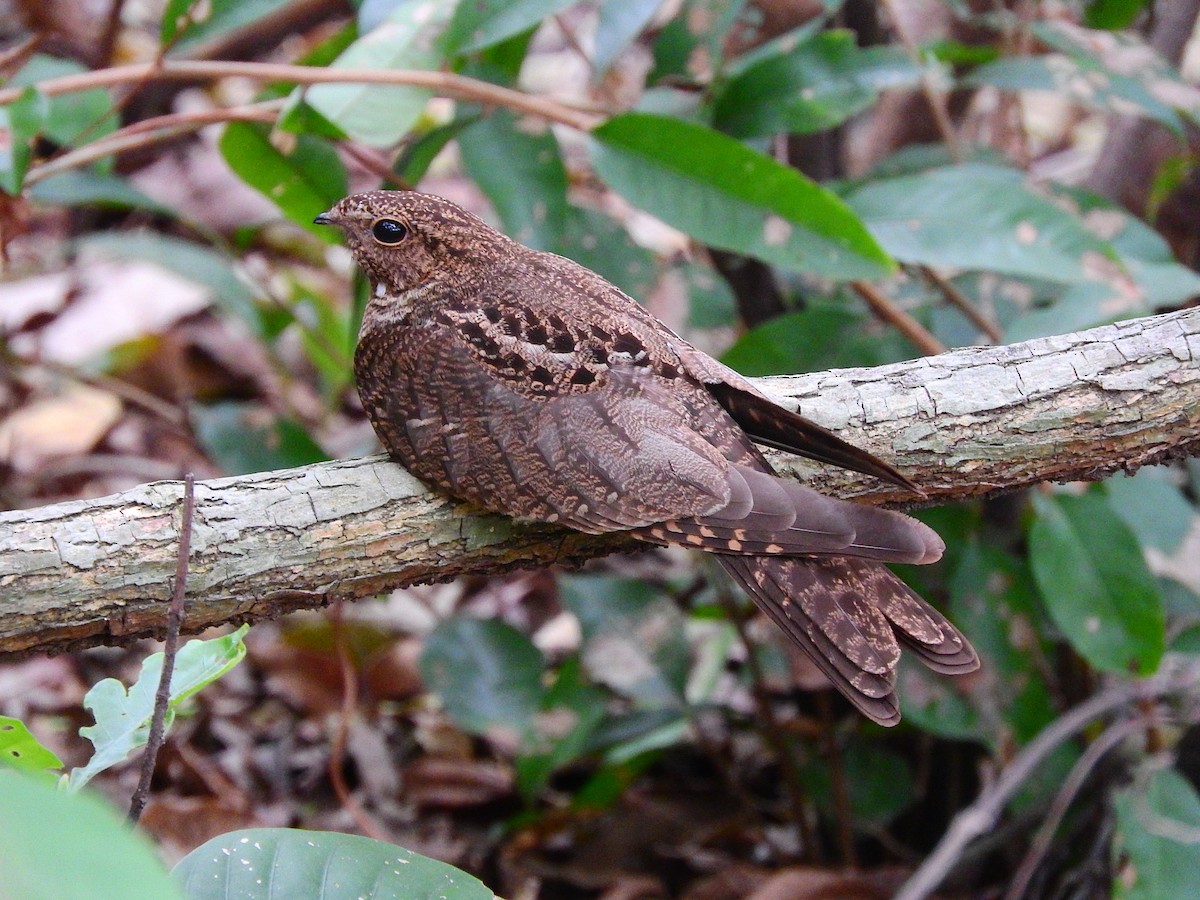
left=851, top=280, right=946, bottom=355
left=0, top=60, right=604, bottom=132
left=1003, top=713, right=1153, bottom=900
left=918, top=265, right=1003, bottom=343
left=128, top=472, right=195, bottom=825
left=327, top=599, right=392, bottom=842
left=878, top=0, right=962, bottom=164
left=894, top=669, right=1200, bottom=900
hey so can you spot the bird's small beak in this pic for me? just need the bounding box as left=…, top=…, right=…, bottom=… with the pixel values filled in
left=313, top=211, right=334, bottom=225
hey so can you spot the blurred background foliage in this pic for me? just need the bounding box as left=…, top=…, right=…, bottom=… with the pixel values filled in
left=3, top=0, right=1200, bottom=896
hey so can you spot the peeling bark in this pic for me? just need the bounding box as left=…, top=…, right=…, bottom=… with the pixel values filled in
left=2, top=307, right=1198, bottom=657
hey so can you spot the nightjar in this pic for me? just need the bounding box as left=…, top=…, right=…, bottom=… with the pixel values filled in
left=316, top=191, right=977, bottom=725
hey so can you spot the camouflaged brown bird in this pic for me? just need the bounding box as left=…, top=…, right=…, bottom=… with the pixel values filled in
left=316, top=191, right=978, bottom=726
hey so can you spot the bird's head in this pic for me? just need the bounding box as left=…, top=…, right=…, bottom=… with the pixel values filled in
left=314, top=191, right=511, bottom=298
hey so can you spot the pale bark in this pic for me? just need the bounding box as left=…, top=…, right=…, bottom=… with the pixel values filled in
left=2, top=307, right=1198, bottom=657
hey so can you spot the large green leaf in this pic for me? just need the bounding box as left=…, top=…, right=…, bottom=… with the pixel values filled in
left=713, top=31, right=921, bottom=137
left=305, top=1, right=452, bottom=147
left=29, top=170, right=171, bottom=213
left=420, top=617, right=545, bottom=742
left=443, top=0, right=579, bottom=54
left=220, top=122, right=347, bottom=240
left=174, top=828, right=492, bottom=899
left=846, top=163, right=1114, bottom=283
left=1029, top=491, right=1164, bottom=674
left=68, top=626, right=250, bottom=791
left=459, top=109, right=569, bottom=250
left=591, top=112, right=893, bottom=280
left=1113, top=768, right=1200, bottom=899
left=0, top=773, right=181, bottom=900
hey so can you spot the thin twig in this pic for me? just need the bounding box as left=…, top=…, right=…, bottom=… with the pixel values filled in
left=128, top=472, right=195, bottom=825
left=0, top=60, right=604, bottom=132
left=895, top=669, right=1200, bottom=900
left=1004, top=713, right=1152, bottom=900
left=0, top=35, right=41, bottom=77
left=328, top=600, right=392, bottom=842
left=879, top=0, right=962, bottom=163
left=918, top=265, right=1002, bottom=343
left=851, top=280, right=946, bottom=355
left=817, top=692, right=858, bottom=868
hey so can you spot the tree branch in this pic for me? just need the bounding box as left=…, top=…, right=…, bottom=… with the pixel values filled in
left=2, top=308, right=1198, bottom=657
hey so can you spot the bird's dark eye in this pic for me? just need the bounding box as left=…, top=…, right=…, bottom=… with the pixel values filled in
left=371, top=218, right=408, bottom=245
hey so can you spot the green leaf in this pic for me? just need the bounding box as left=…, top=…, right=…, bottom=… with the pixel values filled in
left=0, top=773, right=182, bottom=900
left=68, top=626, right=250, bottom=791
left=219, top=122, right=347, bottom=240
left=0, top=716, right=63, bottom=773
left=0, top=88, right=42, bottom=194
left=594, top=0, right=664, bottom=73
left=443, top=0, right=577, bottom=55
left=420, top=617, right=545, bottom=743
left=1086, top=0, right=1149, bottom=30
left=967, top=54, right=1182, bottom=134
left=846, top=163, right=1112, bottom=283
left=713, top=31, right=921, bottom=137
left=80, top=232, right=264, bottom=331
left=1104, top=469, right=1197, bottom=554
left=192, top=402, right=329, bottom=475
left=305, top=1, right=452, bottom=148
left=1029, top=491, right=1164, bottom=674
left=648, top=0, right=750, bottom=83
left=173, top=828, right=492, bottom=899
left=459, top=109, right=569, bottom=250
left=591, top=112, right=893, bottom=280
left=162, top=0, right=294, bottom=52
left=803, top=744, right=914, bottom=828
left=393, top=114, right=480, bottom=185
left=1113, top=768, right=1200, bottom=899
left=10, top=55, right=118, bottom=151
left=556, top=206, right=658, bottom=300
left=28, top=170, right=171, bottom=213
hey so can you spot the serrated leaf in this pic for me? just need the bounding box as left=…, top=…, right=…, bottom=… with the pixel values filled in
left=459, top=109, right=569, bottom=250
left=219, top=122, right=347, bottom=240
left=713, top=31, right=921, bottom=137
left=442, top=0, right=577, bottom=54
left=846, top=163, right=1113, bottom=283
left=1113, top=768, right=1200, bottom=899
left=0, top=716, right=63, bottom=773
left=173, top=828, right=492, bottom=899
left=305, top=2, right=452, bottom=148
left=420, top=617, right=545, bottom=743
left=591, top=112, right=893, bottom=280
left=68, top=626, right=250, bottom=791
left=1029, top=491, right=1164, bottom=674
left=0, top=774, right=182, bottom=900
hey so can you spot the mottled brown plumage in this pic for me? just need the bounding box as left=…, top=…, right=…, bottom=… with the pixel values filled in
left=316, top=190, right=978, bottom=725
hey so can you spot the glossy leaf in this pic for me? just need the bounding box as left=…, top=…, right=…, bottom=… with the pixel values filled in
left=173, top=828, right=492, bottom=899
left=443, top=0, right=577, bottom=54
left=1113, top=768, right=1200, bottom=899
left=459, top=109, right=569, bottom=250
left=0, top=774, right=181, bottom=900
left=68, top=626, right=250, bottom=791
left=591, top=112, right=893, bottom=280
left=846, top=163, right=1112, bottom=283
left=713, top=31, right=920, bottom=137
left=420, top=617, right=545, bottom=742
left=305, top=1, right=451, bottom=147
left=220, top=122, right=347, bottom=240
left=0, top=716, right=63, bottom=774
left=1029, top=491, right=1164, bottom=674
